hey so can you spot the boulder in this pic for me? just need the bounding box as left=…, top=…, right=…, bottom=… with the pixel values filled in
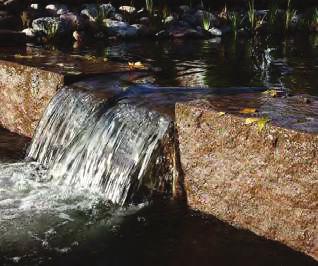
left=119, top=5, right=136, bottom=14
left=32, top=17, right=70, bottom=37
left=60, top=12, right=87, bottom=31
left=45, top=4, right=68, bottom=15
left=175, top=97, right=318, bottom=261
left=81, top=3, right=115, bottom=22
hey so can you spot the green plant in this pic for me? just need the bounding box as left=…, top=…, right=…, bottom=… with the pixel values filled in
left=145, top=0, right=154, bottom=15
left=285, top=0, right=297, bottom=31
left=313, top=8, right=318, bottom=25
left=162, top=4, right=170, bottom=19
left=268, top=3, right=278, bottom=27
left=202, top=11, right=212, bottom=31
left=247, top=0, right=256, bottom=32
left=228, top=11, right=240, bottom=37
left=46, top=22, right=59, bottom=41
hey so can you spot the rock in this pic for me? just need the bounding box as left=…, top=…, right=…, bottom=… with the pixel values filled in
left=176, top=97, right=318, bottom=261
left=208, top=27, right=222, bottom=36
left=110, top=12, right=123, bottom=21
left=139, top=16, right=150, bottom=25
left=164, top=15, right=174, bottom=24
left=45, top=4, right=68, bottom=15
left=0, top=60, right=64, bottom=137
left=32, top=17, right=69, bottom=37
left=81, top=3, right=115, bottom=22
left=104, top=19, right=139, bottom=38
left=30, top=3, right=39, bottom=10
left=60, top=12, right=87, bottom=31
left=167, top=24, right=204, bottom=38
left=0, top=30, right=26, bottom=46
left=72, top=30, right=86, bottom=42
left=22, top=27, right=36, bottom=37
left=0, top=14, right=22, bottom=30
left=178, top=5, right=191, bottom=14
left=119, top=5, right=136, bottom=14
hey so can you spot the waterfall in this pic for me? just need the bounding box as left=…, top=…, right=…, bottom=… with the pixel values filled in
left=27, top=87, right=173, bottom=206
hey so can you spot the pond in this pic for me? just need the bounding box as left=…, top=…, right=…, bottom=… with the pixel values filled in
left=0, top=34, right=317, bottom=266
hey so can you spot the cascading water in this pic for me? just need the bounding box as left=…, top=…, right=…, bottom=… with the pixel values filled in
left=0, top=85, right=175, bottom=264
left=27, top=86, right=173, bottom=205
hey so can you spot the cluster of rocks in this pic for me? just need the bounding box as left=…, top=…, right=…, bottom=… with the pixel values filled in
left=0, top=1, right=317, bottom=46
left=0, top=1, right=230, bottom=46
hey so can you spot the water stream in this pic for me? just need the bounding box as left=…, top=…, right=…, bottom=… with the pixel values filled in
left=0, top=36, right=317, bottom=265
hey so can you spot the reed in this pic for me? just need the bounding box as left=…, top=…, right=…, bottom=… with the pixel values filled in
left=247, top=0, right=256, bottom=32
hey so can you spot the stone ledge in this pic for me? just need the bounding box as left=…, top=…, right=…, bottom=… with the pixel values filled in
left=0, top=59, right=64, bottom=137
left=175, top=99, right=318, bottom=261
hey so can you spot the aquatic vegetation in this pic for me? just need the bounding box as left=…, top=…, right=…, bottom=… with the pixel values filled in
left=161, top=5, right=171, bottom=19
left=247, top=0, right=256, bottom=32
left=202, top=11, right=212, bottom=31
left=285, top=0, right=297, bottom=32
left=46, top=22, right=59, bottom=41
left=145, top=0, right=154, bottom=15
left=267, top=3, right=281, bottom=32
left=228, top=11, right=240, bottom=37
left=313, top=8, right=318, bottom=25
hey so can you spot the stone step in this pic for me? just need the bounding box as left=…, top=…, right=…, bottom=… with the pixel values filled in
left=176, top=97, right=318, bottom=261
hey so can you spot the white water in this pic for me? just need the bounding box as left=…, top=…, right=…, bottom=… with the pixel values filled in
left=25, top=86, right=171, bottom=206
left=0, top=86, right=171, bottom=262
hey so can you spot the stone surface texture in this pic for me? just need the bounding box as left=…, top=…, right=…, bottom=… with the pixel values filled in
left=175, top=99, right=318, bottom=261
left=0, top=60, right=64, bottom=137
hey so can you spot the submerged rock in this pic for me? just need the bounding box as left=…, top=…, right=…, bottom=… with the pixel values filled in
left=104, top=19, right=139, bottom=38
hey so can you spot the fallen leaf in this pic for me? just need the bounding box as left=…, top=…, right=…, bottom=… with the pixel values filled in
left=245, top=117, right=260, bottom=124
left=245, top=117, right=270, bottom=131
left=263, top=89, right=278, bottom=97
left=14, top=54, right=33, bottom=59
left=257, top=117, right=270, bottom=131
left=218, top=112, right=226, bottom=116
left=239, top=108, right=257, bottom=114
left=128, top=61, right=145, bottom=70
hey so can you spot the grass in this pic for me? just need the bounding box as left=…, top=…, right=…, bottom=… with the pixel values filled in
left=228, top=11, right=240, bottom=37
left=145, top=0, right=154, bottom=15
left=46, top=22, right=59, bottom=42
left=202, top=11, right=212, bottom=31
left=247, top=0, right=256, bottom=32
left=268, top=3, right=279, bottom=28
left=313, top=8, right=318, bottom=25
left=285, top=0, right=297, bottom=32
left=162, top=5, right=171, bottom=19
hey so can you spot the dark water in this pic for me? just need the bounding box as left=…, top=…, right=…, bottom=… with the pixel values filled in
left=90, top=34, right=318, bottom=95
left=0, top=35, right=318, bottom=265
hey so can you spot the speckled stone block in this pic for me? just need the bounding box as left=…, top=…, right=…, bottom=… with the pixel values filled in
left=176, top=99, right=318, bottom=261
left=0, top=60, right=64, bottom=137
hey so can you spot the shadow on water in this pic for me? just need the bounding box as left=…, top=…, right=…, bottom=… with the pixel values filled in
left=1, top=201, right=316, bottom=266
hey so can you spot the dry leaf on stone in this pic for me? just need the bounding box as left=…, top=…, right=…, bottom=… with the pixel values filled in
left=239, top=108, right=257, bottom=114
left=245, top=117, right=270, bottom=131
left=262, top=89, right=278, bottom=97
left=128, top=61, right=145, bottom=70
